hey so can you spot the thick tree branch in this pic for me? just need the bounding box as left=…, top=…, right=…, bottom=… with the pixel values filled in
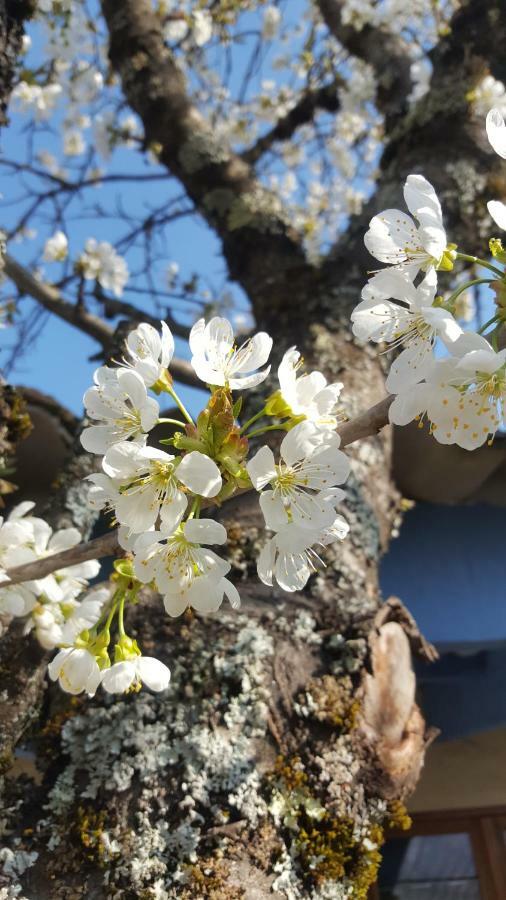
left=4, top=254, right=200, bottom=388
left=318, top=0, right=413, bottom=124
left=100, top=0, right=313, bottom=323
left=241, top=81, right=342, bottom=166
left=97, top=293, right=190, bottom=341
left=4, top=253, right=114, bottom=346
left=2, top=395, right=393, bottom=587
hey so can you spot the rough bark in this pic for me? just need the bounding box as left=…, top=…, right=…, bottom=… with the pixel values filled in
left=1, top=1, right=504, bottom=898
left=0, top=0, right=35, bottom=127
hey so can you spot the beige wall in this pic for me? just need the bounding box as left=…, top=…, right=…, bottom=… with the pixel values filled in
left=409, top=727, right=506, bottom=812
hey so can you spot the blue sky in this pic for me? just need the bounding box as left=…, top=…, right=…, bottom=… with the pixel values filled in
left=0, top=1, right=309, bottom=416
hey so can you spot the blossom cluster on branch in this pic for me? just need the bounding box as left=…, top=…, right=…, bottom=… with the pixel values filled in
left=351, top=108, right=506, bottom=451
left=2, top=315, right=349, bottom=697
left=0, top=502, right=101, bottom=647
left=3, top=107, right=506, bottom=701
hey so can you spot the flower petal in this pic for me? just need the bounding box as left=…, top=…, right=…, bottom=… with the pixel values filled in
left=177, top=451, right=222, bottom=497
left=486, top=108, right=506, bottom=160
left=183, top=518, right=227, bottom=545
left=136, top=656, right=171, bottom=691
left=246, top=445, right=276, bottom=490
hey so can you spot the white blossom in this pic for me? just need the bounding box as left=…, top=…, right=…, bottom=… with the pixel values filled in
left=79, top=239, right=129, bottom=297
left=352, top=268, right=461, bottom=391
left=257, top=513, right=349, bottom=593
left=277, top=348, right=344, bottom=428
left=12, top=81, right=62, bottom=120
left=486, top=108, right=506, bottom=229
left=247, top=421, right=349, bottom=531
left=389, top=334, right=504, bottom=449
left=63, top=128, right=86, bottom=157
left=81, top=367, right=159, bottom=455
left=192, top=10, right=213, bottom=46
left=364, top=174, right=448, bottom=280
left=133, top=518, right=240, bottom=617
left=190, top=316, right=272, bottom=389
left=48, top=648, right=102, bottom=696
left=262, top=6, right=281, bottom=40
left=472, top=76, right=506, bottom=119
left=101, top=441, right=221, bottom=533
left=101, top=655, right=171, bottom=693
left=43, top=231, right=68, bottom=262
left=122, top=321, right=174, bottom=387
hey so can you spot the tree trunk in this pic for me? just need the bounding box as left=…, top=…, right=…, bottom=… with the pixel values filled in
left=0, top=286, right=434, bottom=900
left=0, top=0, right=35, bottom=127
left=1, top=1, right=505, bottom=897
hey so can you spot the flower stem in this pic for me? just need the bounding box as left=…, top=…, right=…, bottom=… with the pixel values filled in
left=239, top=407, right=266, bottom=434
left=246, top=423, right=287, bottom=439
left=456, top=253, right=504, bottom=278
left=478, top=314, right=500, bottom=335
left=446, top=277, right=494, bottom=307
left=157, top=417, right=187, bottom=428
left=118, top=593, right=126, bottom=638
left=187, top=496, right=201, bottom=519
left=166, top=386, right=195, bottom=426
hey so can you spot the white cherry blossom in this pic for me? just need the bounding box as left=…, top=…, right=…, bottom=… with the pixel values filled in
left=79, top=238, right=129, bottom=297
left=101, top=655, right=171, bottom=694
left=486, top=108, right=506, bottom=229
left=102, top=442, right=222, bottom=533
left=190, top=317, right=272, bottom=389
left=258, top=513, right=349, bottom=593
left=43, top=230, right=68, bottom=262
left=247, top=421, right=350, bottom=531
left=48, top=648, right=102, bottom=696
left=192, top=10, right=213, bottom=46
left=364, top=174, right=447, bottom=279
left=352, top=268, right=462, bottom=391
left=389, top=335, right=505, bottom=449
left=81, top=367, right=159, bottom=455
left=133, top=518, right=240, bottom=617
left=277, top=348, right=344, bottom=428
left=122, top=321, right=174, bottom=387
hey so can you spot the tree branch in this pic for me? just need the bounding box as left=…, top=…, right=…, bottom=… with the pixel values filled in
left=4, top=254, right=200, bottom=388
left=2, top=395, right=394, bottom=587
left=318, top=0, right=413, bottom=125
left=4, top=253, right=114, bottom=346
left=241, top=81, right=342, bottom=166
left=100, top=0, right=313, bottom=323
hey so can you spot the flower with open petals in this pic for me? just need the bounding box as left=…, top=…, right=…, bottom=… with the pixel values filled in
left=247, top=421, right=349, bottom=531
left=389, top=333, right=504, bottom=450
left=258, top=513, right=349, bottom=593
left=275, top=348, right=344, bottom=428
left=364, top=174, right=448, bottom=279
left=133, top=518, right=240, bottom=617
left=79, top=238, right=128, bottom=297
left=48, top=648, right=102, bottom=696
left=486, top=108, right=506, bottom=229
left=190, top=316, right=272, bottom=389
left=43, top=230, right=68, bottom=262
left=123, top=321, right=174, bottom=387
left=81, top=367, right=159, bottom=455
left=102, top=442, right=222, bottom=533
left=102, top=655, right=171, bottom=694
left=352, top=269, right=462, bottom=391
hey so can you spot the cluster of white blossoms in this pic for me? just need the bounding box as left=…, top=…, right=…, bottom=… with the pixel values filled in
left=351, top=107, right=506, bottom=451
left=78, top=239, right=129, bottom=298
left=0, top=502, right=101, bottom=649
left=10, top=314, right=347, bottom=698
